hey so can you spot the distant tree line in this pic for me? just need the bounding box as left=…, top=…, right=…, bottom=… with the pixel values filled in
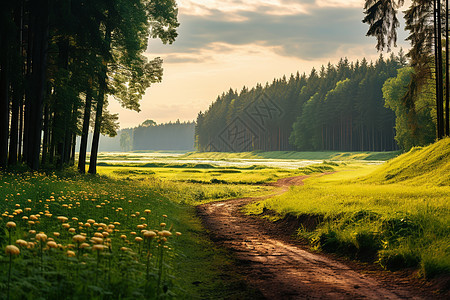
left=0, top=0, right=178, bottom=173
left=100, top=120, right=194, bottom=152
left=196, top=54, right=407, bottom=152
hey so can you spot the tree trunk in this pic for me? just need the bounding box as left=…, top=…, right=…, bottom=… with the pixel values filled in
left=89, top=21, right=111, bottom=175
left=41, top=102, right=49, bottom=165
left=0, top=34, right=10, bottom=168
left=446, top=0, right=449, bottom=136
left=88, top=76, right=106, bottom=174
left=435, top=0, right=445, bottom=139
left=27, top=0, right=49, bottom=170
left=78, top=87, right=93, bottom=173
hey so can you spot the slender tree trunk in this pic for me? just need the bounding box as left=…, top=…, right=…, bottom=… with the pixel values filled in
left=8, top=1, right=24, bottom=166
left=437, top=0, right=445, bottom=139
left=78, top=87, right=93, bottom=173
left=41, top=102, right=49, bottom=165
left=89, top=21, right=111, bottom=175
left=435, top=0, right=445, bottom=139
left=27, top=0, right=49, bottom=170
left=88, top=78, right=106, bottom=174
left=18, top=93, right=23, bottom=161
left=446, top=0, right=450, bottom=136
left=22, top=15, right=33, bottom=163
left=70, top=133, right=76, bottom=166
left=0, top=31, right=10, bottom=168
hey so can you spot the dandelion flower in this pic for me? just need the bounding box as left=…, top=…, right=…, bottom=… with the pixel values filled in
left=53, top=232, right=60, bottom=237
left=29, top=230, right=36, bottom=235
left=36, top=233, right=47, bottom=241
left=66, top=250, right=76, bottom=257
left=176, top=232, right=182, bottom=236
left=160, top=223, right=166, bottom=227
left=79, top=243, right=90, bottom=249
left=144, top=209, right=151, bottom=214
left=5, top=245, right=20, bottom=255
left=47, top=241, right=58, bottom=248
left=120, top=234, right=127, bottom=239
left=135, top=237, right=143, bottom=242
left=6, top=221, right=16, bottom=228
left=73, top=235, right=86, bottom=243
left=16, top=239, right=28, bottom=247
left=90, top=237, right=103, bottom=244
left=92, top=244, right=105, bottom=251
left=158, top=230, right=172, bottom=237
left=143, top=231, right=157, bottom=239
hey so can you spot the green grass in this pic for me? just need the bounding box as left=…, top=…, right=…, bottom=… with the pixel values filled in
left=245, top=140, right=450, bottom=278
left=0, top=169, right=261, bottom=299
left=182, top=150, right=401, bottom=161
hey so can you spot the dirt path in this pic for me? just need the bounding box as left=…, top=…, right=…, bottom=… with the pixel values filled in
left=197, top=175, right=435, bottom=299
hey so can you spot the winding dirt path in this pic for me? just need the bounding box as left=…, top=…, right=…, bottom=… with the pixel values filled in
left=197, top=175, right=435, bottom=299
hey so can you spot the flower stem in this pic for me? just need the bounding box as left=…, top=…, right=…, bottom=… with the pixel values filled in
left=7, top=254, right=12, bottom=300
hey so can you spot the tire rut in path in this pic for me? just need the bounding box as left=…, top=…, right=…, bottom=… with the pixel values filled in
left=197, top=175, right=429, bottom=299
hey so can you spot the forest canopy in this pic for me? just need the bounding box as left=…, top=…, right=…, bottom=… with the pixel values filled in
left=195, top=53, right=433, bottom=152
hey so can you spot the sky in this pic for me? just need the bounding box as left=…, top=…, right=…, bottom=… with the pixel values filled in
left=108, top=0, right=410, bottom=129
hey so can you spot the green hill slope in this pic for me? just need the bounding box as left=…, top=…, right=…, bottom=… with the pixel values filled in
left=362, top=137, right=450, bottom=186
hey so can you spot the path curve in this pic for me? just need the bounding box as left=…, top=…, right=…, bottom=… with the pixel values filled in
left=197, top=175, right=432, bottom=299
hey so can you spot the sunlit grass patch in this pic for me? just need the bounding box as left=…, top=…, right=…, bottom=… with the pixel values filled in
left=245, top=159, right=450, bottom=278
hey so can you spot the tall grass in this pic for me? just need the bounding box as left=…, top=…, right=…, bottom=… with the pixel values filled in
left=245, top=140, right=450, bottom=278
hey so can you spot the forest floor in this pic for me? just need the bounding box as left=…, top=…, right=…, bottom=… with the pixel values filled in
left=197, top=175, right=443, bottom=299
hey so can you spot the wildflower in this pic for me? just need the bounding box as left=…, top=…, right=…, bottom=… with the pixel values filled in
left=35, top=233, right=47, bottom=242
left=57, top=216, right=68, bottom=223
left=53, top=232, right=60, bottom=237
left=15, top=239, right=28, bottom=247
left=120, top=247, right=130, bottom=252
left=158, top=230, right=172, bottom=237
left=79, top=243, right=90, bottom=249
left=66, top=250, right=76, bottom=257
left=135, top=237, right=143, bottom=242
left=160, top=223, right=166, bottom=227
left=162, top=215, right=167, bottom=218
left=143, top=231, right=157, bottom=239
left=120, top=234, right=127, bottom=239
left=47, top=241, right=58, bottom=248
left=94, top=232, right=103, bottom=238
left=92, top=244, right=105, bottom=251
left=68, top=228, right=76, bottom=233
left=62, top=223, right=70, bottom=229
left=73, top=235, right=86, bottom=243
left=90, top=237, right=103, bottom=244
left=176, top=232, right=182, bottom=236
left=6, top=221, right=16, bottom=229
left=144, top=209, right=151, bottom=214
left=29, top=230, right=36, bottom=235
left=5, top=245, right=20, bottom=255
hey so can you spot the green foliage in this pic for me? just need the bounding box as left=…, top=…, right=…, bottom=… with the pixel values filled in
left=383, top=67, right=435, bottom=150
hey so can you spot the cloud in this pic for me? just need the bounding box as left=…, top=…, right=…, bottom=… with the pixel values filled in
left=148, top=3, right=382, bottom=61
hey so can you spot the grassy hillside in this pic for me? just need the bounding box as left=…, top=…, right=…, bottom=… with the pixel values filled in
left=360, top=137, right=450, bottom=186
left=245, top=140, right=450, bottom=279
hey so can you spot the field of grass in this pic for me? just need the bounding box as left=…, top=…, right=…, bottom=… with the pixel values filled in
left=1, top=144, right=446, bottom=298
left=245, top=139, right=450, bottom=278
left=182, top=150, right=401, bottom=161
left=0, top=170, right=261, bottom=299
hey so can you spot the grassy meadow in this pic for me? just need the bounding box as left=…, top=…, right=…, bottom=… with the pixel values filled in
left=1, top=143, right=448, bottom=299
left=0, top=170, right=262, bottom=299
left=245, top=138, right=450, bottom=279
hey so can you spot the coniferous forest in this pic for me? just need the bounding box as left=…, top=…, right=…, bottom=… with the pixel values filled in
left=195, top=54, right=407, bottom=152
left=0, top=0, right=179, bottom=173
